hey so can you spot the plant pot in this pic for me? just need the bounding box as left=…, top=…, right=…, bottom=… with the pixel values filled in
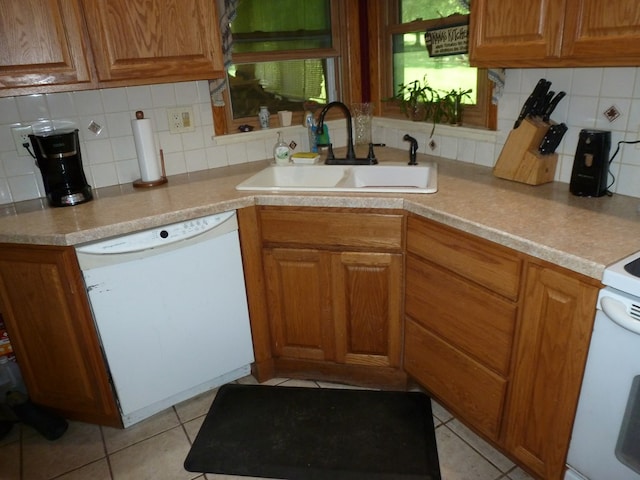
left=451, top=97, right=463, bottom=126
left=406, top=102, right=427, bottom=122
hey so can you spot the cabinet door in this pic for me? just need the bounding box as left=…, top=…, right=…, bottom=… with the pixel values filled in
left=333, top=252, right=402, bottom=368
left=562, top=0, right=640, bottom=63
left=263, top=248, right=335, bottom=362
left=0, top=0, right=92, bottom=94
left=470, top=0, right=567, bottom=66
left=81, top=0, right=224, bottom=83
left=0, top=245, right=121, bottom=427
left=505, top=264, right=598, bottom=480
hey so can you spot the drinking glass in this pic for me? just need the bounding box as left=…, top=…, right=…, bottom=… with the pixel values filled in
left=351, top=103, right=373, bottom=146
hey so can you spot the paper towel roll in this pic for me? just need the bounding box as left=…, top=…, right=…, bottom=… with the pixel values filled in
left=132, top=116, right=161, bottom=182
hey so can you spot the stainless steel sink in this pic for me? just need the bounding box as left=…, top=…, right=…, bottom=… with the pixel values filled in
left=235, top=163, right=438, bottom=194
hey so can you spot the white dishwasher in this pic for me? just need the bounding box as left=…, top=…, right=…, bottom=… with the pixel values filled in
left=76, top=210, right=254, bottom=427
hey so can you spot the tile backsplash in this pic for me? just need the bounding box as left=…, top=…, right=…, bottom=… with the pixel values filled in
left=1, top=68, right=640, bottom=205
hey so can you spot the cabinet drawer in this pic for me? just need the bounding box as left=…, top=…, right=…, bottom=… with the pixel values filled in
left=260, top=209, right=404, bottom=251
left=407, top=215, right=522, bottom=300
left=404, top=319, right=506, bottom=440
left=406, top=257, right=516, bottom=375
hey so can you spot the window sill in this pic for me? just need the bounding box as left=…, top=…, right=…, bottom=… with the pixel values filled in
left=211, top=117, right=498, bottom=147
left=374, top=117, right=499, bottom=143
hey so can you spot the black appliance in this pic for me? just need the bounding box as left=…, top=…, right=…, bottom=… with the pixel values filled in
left=29, top=129, right=92, bottom=207
left=569, top=129, right=611, bottom=197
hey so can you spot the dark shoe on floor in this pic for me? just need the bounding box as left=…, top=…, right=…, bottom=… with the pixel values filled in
left=0, top=420, right=13, bottom=440
left=6, top=391, right=68, bottom=441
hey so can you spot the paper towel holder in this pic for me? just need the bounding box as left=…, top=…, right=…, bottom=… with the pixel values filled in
left=133, top=149, right=168, bottom=188
left=133, top=110, right=168, bottom=188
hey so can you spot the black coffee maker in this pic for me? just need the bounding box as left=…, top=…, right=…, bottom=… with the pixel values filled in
left=569, top=129, right=611, bottom=197
left=29, top=129, right=93, bottom=207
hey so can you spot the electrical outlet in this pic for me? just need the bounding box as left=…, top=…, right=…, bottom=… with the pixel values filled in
left=167, top=106, right=196, bottom=134
left=12, top=125, right=33, bottom=156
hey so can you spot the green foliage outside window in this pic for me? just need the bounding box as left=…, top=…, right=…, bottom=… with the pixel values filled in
left=395, top=0, right=476, bottom=105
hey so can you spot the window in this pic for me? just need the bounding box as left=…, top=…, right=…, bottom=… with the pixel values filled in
left=369, top=0, right=496, bottom=130
left=217, top=0, right=359, bottom=134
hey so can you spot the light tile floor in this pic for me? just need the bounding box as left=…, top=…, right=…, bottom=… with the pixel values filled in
left=0, top=376, right=535, bottom=480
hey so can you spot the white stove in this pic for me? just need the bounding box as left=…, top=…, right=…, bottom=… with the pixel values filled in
left=566, top=250, right=640, bottom=480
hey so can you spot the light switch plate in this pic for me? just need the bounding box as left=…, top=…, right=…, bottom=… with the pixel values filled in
left=167, top=106, right=196, bottom=134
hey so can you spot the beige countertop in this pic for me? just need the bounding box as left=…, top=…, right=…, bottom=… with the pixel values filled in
left=1, top=148, right=639, bottom=280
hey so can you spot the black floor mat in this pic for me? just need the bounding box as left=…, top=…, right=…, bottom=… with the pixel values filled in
left=184, top=384, right=441, bottom=479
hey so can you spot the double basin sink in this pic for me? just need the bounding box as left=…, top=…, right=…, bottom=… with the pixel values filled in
left=235, top=162, right=438, bottom=194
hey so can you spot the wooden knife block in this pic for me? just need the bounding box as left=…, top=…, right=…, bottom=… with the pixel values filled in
left=493, top=117, right=558, bottom=185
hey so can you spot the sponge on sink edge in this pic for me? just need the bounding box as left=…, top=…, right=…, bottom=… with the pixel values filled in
left=291, top=152, right=321, bottom=164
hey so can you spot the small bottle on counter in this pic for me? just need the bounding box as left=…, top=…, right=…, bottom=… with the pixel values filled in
left=304, top=111, right=318, bottom=153
left=258, top=106, right=270, bottom=129
left=273, top=131, right=291, bottom=165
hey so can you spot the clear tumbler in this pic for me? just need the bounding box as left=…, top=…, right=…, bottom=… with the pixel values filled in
left=351, top=103, right=373, bottom=146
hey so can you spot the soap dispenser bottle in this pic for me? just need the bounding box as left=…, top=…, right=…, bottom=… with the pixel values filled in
left=273, top=131, right=291, bottom=165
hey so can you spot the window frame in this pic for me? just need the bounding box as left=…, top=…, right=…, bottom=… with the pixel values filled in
left=214, top=0, right=363, bottom=135
left=366, top=0, right=496, bottom=130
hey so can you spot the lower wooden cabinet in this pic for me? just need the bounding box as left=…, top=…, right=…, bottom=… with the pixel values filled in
left=403, top=214, right=599, bottom=480
left=240, top=206, right=406, bottom=388
left=0, top=244, right=121, bottom=427
left=404, top=215, right=521, bottom=442
left=505, top=263, right=599, bottom=480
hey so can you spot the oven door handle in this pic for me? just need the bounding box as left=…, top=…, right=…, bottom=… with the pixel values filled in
left=600, top=296, right=640, bottom=334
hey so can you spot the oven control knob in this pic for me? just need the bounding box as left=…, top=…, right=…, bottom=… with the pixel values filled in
left=160, top=230, right=169, bottom=239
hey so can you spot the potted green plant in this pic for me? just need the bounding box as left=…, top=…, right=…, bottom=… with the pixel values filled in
left=389, top=76, right=439, bottom=122
left=442, top=88, right=473, bottom=126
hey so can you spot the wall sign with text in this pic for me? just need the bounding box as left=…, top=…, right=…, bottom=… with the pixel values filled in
left=425, top=22, right=469, bottom=57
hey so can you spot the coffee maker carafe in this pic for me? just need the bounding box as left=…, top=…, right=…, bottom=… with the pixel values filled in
left=29, top=129, right=93, bottom=207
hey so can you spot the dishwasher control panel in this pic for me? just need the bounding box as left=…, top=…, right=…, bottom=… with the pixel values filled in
left=76, top=210, right=236, bottom=255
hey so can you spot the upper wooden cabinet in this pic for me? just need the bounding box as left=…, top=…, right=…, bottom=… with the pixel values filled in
left=0, top=0, right=93, bottom=95
left=81, top=0, right=224, bottom=84
left=470, top=0, right=640, bottom=67
left=0, top=0, right=224, bottom=97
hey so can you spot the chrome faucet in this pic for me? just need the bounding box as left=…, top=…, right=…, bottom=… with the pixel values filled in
left=316, top=101, right=377, bottom=165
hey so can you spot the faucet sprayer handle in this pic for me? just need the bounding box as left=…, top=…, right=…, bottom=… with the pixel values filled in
left=403, top=134, right=419, bottom=165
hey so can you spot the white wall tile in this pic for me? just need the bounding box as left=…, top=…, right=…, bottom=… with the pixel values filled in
left=90, top=162, right=119, bottom=188
left=226, top=143, right=248, bottom=165
left=16, top=94, right=48, bottom=121
left=74, top=90, right=105, bottom=116
left=617, top=164, right=640, bottom=197
left=151, top=84, right=177, bottom=107
left=8, top=175, right=41, bottom=202
left=0, top=177, right=13, bottom=204
left=106, top=111, right=135, bottom=138
left=126, top=86, right=153, bottom=111
left=174, top=82, right=200, bottom=105
left=571, top=68, right=603, bottom=96
left=111, top=136, right=136, bottom=162
left=84, top=139, right=114, bottom=165
left=0, top=98, right=19, bottom=124
left=116, top=158, right=142, bottom=184
left=100, top=88, right=130, bottom=113
left=206, top=145, right=229, bottom=169
left=601, top=68, right=636, bottom=98
left=45, top=92, right=76, bottom=119
left=185, top=148, right=208, bottom=172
